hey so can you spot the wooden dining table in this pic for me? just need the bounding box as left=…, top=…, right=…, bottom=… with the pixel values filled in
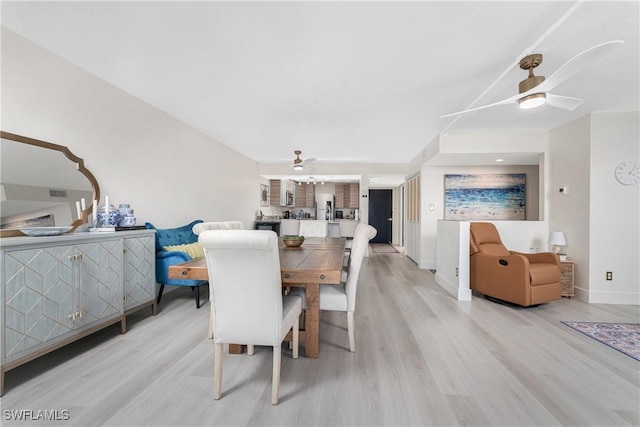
left=168, top=236, right=346, bottom=358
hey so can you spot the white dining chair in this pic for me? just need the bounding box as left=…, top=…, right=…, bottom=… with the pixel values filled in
left=199, top=229, right=302, bottom=405
left=192, top=221, right=244, bottom=235
left=192, top=221, right=245, bottom=339
left=292, top=223, right=376, bottom=352
left=299, top=220, right=328, bottom=237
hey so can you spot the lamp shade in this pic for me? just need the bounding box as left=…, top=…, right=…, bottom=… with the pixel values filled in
left=548, top=231, right=566, bottom=246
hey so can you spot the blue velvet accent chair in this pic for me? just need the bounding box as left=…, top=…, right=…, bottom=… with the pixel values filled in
left=145, top=220, right=207, bottom=308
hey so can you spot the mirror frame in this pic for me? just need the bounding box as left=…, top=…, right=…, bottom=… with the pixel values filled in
left=1, top=131, right=100, bottom=238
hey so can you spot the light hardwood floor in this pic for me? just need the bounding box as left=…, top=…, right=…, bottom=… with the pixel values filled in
left=2, top=251, right=639, bottom=426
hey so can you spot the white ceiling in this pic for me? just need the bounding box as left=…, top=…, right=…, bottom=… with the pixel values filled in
left=2, top=1, right=638, bottom=172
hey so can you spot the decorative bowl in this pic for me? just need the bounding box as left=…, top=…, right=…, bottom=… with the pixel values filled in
left=283, top=235, right=304, bottom=247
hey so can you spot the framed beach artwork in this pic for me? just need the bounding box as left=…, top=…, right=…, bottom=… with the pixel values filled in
left=444, top=174, right=526, bottom=220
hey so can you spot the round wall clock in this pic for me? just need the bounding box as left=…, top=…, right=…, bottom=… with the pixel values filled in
left=614, top=160, right=639, bottom=186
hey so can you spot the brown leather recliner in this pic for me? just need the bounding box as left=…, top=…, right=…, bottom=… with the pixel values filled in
left=470, top=222, right=562, bottom=307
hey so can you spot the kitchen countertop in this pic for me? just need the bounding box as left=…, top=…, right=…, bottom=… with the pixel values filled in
left=255, top=218, right=358, bottom=223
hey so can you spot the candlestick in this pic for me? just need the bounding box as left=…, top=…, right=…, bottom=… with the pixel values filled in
left=81, top=198, right=86, bottom=211
left=92, top=199, right=98, bottom=225
left=105, top=196, right=109, bottom=222
left=75, top=201, right=82, bottom=220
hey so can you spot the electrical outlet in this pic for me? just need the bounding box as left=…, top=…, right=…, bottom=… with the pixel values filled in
left=606, top=271, right=613, bottom=281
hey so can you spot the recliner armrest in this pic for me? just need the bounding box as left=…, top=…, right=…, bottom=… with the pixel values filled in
left=511, top=251, right=559, bottom=266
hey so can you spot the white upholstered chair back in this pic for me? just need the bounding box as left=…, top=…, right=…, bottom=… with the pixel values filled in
left=299, top=220, right=328, bottom=237
left=192, top=221, right=244, bottom=235
left=344, top=223, right=377, bottom=312
left=192, top=220, right=245, bottom=339
left=199, top=229, right=301, bottom=404
left=200, top=230, right=285, bottom=345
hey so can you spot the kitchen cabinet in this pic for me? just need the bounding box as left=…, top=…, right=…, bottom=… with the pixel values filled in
left=335, top=185, right=344, bottom=208
left=269, top=180, right=281, bottom=206
left=294, top=183, right=315, bottom=208
left=1, top=230, right=156, bottom=396
left=335, top=183, right=360, bottom=209
left=270, top=179, right=296, bottom=207
left=349, top=183, right=360, bottom=208
left=306, top=184, right=315, bottom=207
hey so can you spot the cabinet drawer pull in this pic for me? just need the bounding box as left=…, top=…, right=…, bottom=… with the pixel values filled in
left=320, top=274, right=325, bottom=280
left=284, top=273, right=290, bottom=279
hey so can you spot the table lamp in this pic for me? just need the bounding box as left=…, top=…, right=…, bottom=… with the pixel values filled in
left=548, top=231, right=566, bottom=255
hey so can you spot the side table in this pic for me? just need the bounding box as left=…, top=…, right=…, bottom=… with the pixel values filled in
left=560, top=261, right=575, bottom=298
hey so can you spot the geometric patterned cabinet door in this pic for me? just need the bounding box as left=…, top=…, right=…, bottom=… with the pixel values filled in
left=73, top=240, right=123, bottom=328
left=4, top=245, right=76, bottom=361
left=3, top=240, right=123, bottom=361
left=123, top=235, right=155, bottom=313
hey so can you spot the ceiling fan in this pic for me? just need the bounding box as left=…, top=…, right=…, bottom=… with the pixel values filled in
left=440, top=40, right=624, bottom=118
left=292, top=150, right=316, bottom=171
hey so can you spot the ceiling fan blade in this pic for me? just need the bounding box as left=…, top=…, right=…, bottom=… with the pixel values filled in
left=440, top=94, right=520, bottom=118
left=304, top=158, right=316, bottom=164
left=535, top=40, right=624, bottom=93
left=546, top=93, right=583, bottom=110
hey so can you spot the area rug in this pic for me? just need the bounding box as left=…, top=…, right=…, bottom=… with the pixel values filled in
left=561, top=321, right=640, bottom=361
left=370, top=243, right=399, bottom=253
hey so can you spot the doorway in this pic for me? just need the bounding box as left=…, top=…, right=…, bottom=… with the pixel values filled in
left=369, top=189, right=392, bottom=243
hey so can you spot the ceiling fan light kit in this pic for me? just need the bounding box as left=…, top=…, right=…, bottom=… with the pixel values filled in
left=519, top=93, right=547, bottom=109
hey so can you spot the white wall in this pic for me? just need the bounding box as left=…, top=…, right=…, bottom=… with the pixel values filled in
left=590, top=112, right=639, bottom=304
left=550, top=112, right=640, bottom=305
left=435, top=220, right=471, bottom=300
left=2, top=29, right=260, bottom=230
left=548, top=115, right=591, bottom=297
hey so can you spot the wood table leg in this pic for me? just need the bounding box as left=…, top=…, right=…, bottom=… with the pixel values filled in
left=229, top=344, right=243, bottom=354
left=304, top=283, right=320, bottom=358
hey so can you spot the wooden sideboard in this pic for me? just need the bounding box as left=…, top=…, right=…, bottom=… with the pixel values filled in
left=0, top=229, right=156, bottom=395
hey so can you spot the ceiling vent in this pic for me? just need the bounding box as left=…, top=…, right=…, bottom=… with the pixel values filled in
left=49, top=189, right=68, bottom=198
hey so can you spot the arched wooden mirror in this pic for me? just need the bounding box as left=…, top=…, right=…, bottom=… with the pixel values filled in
left=0, top=131, right=100, bottom=237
